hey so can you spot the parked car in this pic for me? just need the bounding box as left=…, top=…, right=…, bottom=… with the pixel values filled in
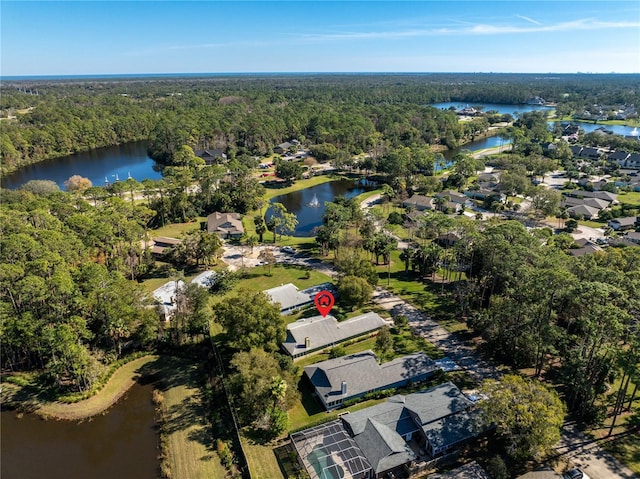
left=563, top=468, right=591, bottom=479
left=281, top=246, right=296, bottom=254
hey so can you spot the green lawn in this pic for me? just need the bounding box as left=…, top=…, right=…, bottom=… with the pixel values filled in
left=241, top=435, right=284, bottom=479
left=263, top=175, right=340, bottom=201
left=154, top=356, right=227, bottom=479
left=151, top=218, right=205, bottom=239
left=374, top=250, right=465, bottom=333
left=619, top=191, right=640, bottom=206
left=353, top=188, right=382, bottom=203
left=233, top=264, right=333, bottom=293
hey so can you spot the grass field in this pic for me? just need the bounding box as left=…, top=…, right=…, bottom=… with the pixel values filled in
left=241, top=435, right=284, bottom=479
left=151, top=355, right=227, bottom=479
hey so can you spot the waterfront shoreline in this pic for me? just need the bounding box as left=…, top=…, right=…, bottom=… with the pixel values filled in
left=2, top=355, right=158, bottom=421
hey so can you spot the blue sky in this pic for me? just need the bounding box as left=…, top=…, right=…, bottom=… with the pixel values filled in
left=2, top=1, right=639, bottom=76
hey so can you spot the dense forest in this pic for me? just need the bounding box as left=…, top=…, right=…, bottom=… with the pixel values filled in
left=0, top=188, right=164, bottom=391
left=2, top=73, right=638, bottom=175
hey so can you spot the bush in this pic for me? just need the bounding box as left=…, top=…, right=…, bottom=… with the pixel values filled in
left=387, top=211, right=403, bottom=225
left=486, top=455, right=509, bottom=479
left=329, top=346, right=346, bottom=359
left=393, top=314, right=409, bottom=330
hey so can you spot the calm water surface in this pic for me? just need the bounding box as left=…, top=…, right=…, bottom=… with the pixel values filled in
left=431, top=102, right=553, bottom=116
left=1, top=141, right=162, bottom=190
left=267, top=179, right=375, bottom=236
left=1, top=383, right=158, bottom=479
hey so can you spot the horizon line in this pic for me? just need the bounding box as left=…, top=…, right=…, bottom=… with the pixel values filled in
left=3, top=71, right=639, bottom=81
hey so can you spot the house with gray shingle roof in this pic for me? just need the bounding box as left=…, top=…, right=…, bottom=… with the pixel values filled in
left=282, top=312, right=388, bottom=358
left=565, top=189, right=618, bottom=203
left=566, top=204, right=599, bottom=220
left=627, top=153, right=640, bottom=168
left=207, top=212, right=244, bottom=239
left=291, top=382, right=487, bottom=479
left=436, top=190, right=471, bottom=206
left=265, top=282, right=334, bottom=315
left=625, top=231, right=640, bottom=244
left=343, top=382, right=485, bottom=462
left=403, top=195, right=435, bottom=211
left=609, top=216, right=639, bottom=231
left=195, top=148, right=227, bottom=165
left=608, top=150, right=631, bottom=164
left=305, top=350, right=437, bottom=410
left=352, top=418, right=416, bottom=477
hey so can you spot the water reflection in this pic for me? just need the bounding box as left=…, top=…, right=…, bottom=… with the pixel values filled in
left=267, top=179, right=375, bottom=236
left=1, top=384, right=158, bottom=479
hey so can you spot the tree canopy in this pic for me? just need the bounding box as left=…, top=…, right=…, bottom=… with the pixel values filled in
left=213, top=289, right=285, bottom=352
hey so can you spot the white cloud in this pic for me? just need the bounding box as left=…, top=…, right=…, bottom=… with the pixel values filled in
left=299, top=18, right=640, bottom=41
left=516, top=15, right=542, bottom=25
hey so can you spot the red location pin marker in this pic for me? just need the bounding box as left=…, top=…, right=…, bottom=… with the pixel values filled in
left=314, top=290, right=335, bottom=317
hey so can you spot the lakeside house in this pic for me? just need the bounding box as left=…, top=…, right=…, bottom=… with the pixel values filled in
left=282, top=312, right=389, bottom=358
left=525, top=96, right=546, bottom=105
left=195, top=148, right=227, bottom=165
left=291, top=382, right=486, bottom=479
left=304, top=350, right=437, bottom=410
left=206, top=212, right=244, bottom=239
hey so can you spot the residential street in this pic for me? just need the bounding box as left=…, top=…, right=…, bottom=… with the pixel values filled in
left=370, top=286, right=637, bottom=479
left=279, top=252, right=636, bottom=479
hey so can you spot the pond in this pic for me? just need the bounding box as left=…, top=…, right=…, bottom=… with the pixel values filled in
left=443, top=134, right=511, bottom=160
left=1, top=141, right=162, bottom=190
left=267, top=178, right=376, bottom=237
left=1, top=383, right=159, bottom=479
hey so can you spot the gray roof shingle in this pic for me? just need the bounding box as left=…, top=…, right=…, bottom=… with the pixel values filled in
left=283, top=312, right=388, bottom=356
left=305, top=351, right=437, bottom=406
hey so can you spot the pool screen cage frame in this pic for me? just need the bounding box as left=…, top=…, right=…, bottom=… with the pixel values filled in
left=291, top=419, right=372, bottom=479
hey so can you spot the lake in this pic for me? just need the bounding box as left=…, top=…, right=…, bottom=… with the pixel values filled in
left=0, top=384, right=159, bottom=479
left=549, top=121, right=639, bottom=137
left=1, top=141, right=162, bottom=190
left=267, top=179, right=376, bottom=236
left=431, top=102, right=554, bottom=116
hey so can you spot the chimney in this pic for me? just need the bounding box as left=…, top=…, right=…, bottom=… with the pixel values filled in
left=305, top=337, right=310, bottom=349
left=341, top=381, right=347, bottom=396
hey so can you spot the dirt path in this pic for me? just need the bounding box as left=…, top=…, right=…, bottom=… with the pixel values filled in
left=19, top=355, right=158, bottom=420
